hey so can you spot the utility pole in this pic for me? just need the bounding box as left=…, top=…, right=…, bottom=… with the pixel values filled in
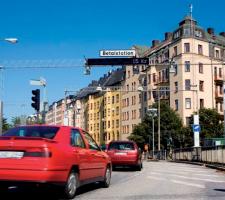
left=158, top=87, right=161, bottom=151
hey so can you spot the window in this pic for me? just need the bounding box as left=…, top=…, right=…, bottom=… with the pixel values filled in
left=174, top=46, right=178, bottom=56
left=116, top=120, right=119, bottom=128
left=219, top=68, right=222, bottom=78
left=186, top=117, right=191, bottom=126
left=185, top=61, right=190, bottom=72
left=185, top=98, right=191, bottom=109
left=185, top=79, right=191, bottom=90
left=83, top=132, right=100, bottom=151
left=199, top=81, right=204, bottom=91
left=215, top=50, right=220, bottom=58
left=108, top=121, right=110, bottom=128
left=175, top=100, right=179, bottom=111
left=153, top=73, right=156, bottom=82
left=198, top=44, right=203, bottom=55
left=116, top=106, right=119, bottom=115
left=214, top=67, right=217, bottom=76
left=183, top=28, right=190, bottom=36
left=199, top=63, right=203, bottom=73
left=175, top=82, right=178, bottom=92
left=220, top=103, right=223, bottom=112
left=112, top=96, right=115, bottom=104
left=71, top=129, right=85, bottom=148
left=116, top=94, right=119, bottom=103
left=184, top=43, right=190, bottom=53
left=195, top=30, right=203, bottom=38
left=200, top=99, right=204, bottom=109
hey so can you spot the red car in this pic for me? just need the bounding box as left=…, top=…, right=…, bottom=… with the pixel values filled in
left=106, top=141, right=142, bottom=171
left=0, top=125, right=111, bottom=199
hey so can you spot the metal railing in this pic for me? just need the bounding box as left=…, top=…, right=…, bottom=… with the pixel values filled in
left=172, top=146, right=225, bottom=164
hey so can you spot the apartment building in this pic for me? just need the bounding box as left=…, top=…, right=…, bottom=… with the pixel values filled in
left=120, top=16, right=225, bottom=139
left=45, top=99, right=65, bottom=125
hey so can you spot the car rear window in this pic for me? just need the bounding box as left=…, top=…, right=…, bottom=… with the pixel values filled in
left=3, top=126, right=60, bottom=139
left=108, top=142, right=135, bottom=150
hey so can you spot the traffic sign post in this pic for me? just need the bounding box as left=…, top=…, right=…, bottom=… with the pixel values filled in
left=193, top=115, right=200, bottom=147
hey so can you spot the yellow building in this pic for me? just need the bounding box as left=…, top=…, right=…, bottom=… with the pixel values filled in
left=86, top=93, right=103, bottom=144
left=103, top=89, right=121, bottom=144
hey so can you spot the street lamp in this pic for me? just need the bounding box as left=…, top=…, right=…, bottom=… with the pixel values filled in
left=0, top=37, right=18, bottom=135
left=147, top=108, right=157, bottom=158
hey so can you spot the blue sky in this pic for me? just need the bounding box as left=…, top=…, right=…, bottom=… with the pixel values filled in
left=0, top=0, right=225, bottom=121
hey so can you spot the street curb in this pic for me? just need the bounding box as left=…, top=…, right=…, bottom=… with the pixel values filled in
left=169, top=160, right=225, bottom=171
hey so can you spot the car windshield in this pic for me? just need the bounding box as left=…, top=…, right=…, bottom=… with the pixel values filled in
left=3, top=126, right=60, bottom=139
left=108, top=142, right=135, bottom=150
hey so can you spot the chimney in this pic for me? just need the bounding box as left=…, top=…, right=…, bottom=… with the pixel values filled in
left=165, top=32, right=172, bottom=40
left=219, top=32, right=225, bottom=37
left=207, top=28, right=215, bottom=35
left=152, top=40, right=160, bottom=47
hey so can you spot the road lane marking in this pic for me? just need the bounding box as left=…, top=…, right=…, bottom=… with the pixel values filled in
left=147, top=176, right=167, bottom=181
left=170, top=174, right=225, bottom=183
left=150, top=171, right=222, bottom=178
left=170, top=179, right=206, bottom=189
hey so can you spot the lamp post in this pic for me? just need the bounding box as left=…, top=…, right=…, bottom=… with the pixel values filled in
left=147, top=108, right=157, bottom=158
left=0, top=37, right=18, bottom=135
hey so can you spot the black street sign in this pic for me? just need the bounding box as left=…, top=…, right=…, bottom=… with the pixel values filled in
left=86, top=58, right=149, bottom=66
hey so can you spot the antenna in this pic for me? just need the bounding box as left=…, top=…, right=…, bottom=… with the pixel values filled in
left=189, top=4, right=193, bottom=35
left=189, top=4, right=193, bottom=19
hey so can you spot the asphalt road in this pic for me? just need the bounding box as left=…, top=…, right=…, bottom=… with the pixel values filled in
left=1, top=161, right=225, bottom=200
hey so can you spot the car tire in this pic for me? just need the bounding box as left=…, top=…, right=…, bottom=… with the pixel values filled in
left=136, top=160, right=142, bottom=171
left=101, top=165, right=111, bottom=188
left=62, top=171, right=79, bottom=199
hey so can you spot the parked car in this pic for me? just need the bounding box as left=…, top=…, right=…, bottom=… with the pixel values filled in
left=106, top=141, right=142, bottom=171
left=0, top=125, right=111, bottom=199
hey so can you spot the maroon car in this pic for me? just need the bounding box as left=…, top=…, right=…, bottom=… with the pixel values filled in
left=106, top=141, right=142, bottom=171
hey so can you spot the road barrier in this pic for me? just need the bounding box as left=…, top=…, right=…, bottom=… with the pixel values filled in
left=172, top=146, right=225, bottom=164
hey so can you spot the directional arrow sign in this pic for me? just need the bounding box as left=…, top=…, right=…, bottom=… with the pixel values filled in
left=192, top=125, right=201, bottom=132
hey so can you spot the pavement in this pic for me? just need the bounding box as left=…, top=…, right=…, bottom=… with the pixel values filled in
left=1, top=161, right=225, bottom=200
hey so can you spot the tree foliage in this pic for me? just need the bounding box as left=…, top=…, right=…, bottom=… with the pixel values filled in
left=129, top=102, right=184, bottom=149
left=189, top=108, right=223, bottom=141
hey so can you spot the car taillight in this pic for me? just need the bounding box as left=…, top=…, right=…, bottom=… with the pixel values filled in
left=24, top=148, right=52, bottom=157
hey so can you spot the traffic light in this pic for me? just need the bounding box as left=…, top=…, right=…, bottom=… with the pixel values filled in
left=31, top=89, right=40, bottom=112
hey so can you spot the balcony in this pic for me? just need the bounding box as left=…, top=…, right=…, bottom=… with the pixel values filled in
left=154, top=78, right=169, bottom=86
left=215, top=91, right=223, bottom=102
left=214, top=75, right=223, bottom=85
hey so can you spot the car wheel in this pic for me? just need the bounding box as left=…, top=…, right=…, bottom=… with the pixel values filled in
left=62, top=171, right=79, bottom=199
left=136, top=160, right=142, bottom=171
left=101, top=165, right=111, bottom=188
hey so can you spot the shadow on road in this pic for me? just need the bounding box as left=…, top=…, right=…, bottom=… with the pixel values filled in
left=112, top=166, right=137, bottom=172
left=214, top=189, right=225, bottom=192
left=0, top=182, right=103, bottom=200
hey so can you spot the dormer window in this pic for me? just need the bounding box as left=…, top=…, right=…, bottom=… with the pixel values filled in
left=174, top=30, right=181, bottom=39
left=195, top=30, right=203, bottom=38
left=183, top=28, right=191, bottom=36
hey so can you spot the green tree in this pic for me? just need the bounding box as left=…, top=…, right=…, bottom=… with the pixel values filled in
left=11, top=116, right=22, bottom=127
left=129, top=102, right=184, bottom=149
left=2, top=118, right=11, bottom=132
left=189, top=108, right=223, bottom=142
